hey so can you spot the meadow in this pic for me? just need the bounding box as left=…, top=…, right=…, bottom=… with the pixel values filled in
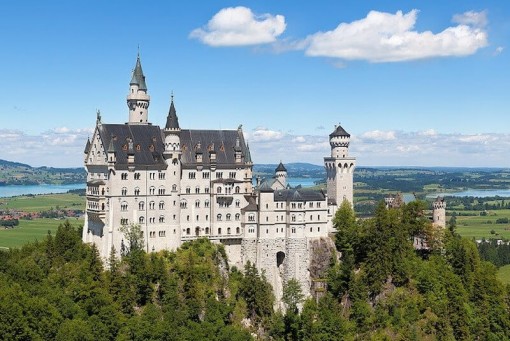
left=0, top=193, right=85, bottom=248
left=0, top=217, right=82, bottom=249
left=454, top=209, right=510, bottom=240
left=0, top=193, right=84, bottom=212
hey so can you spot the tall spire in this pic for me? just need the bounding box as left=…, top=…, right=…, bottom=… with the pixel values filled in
left=130, top=53, right=147, bottom=91
left=165, top=94, right=180, bottom=130
left=127, top=51, right=150, bottom=124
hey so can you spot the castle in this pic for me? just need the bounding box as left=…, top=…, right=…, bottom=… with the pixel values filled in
left=82, top=54, right=355, bottom=300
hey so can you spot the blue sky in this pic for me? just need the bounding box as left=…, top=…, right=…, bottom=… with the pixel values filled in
left=1, top=1, right=509, bottom=167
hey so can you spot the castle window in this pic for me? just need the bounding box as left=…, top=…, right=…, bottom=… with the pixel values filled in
left=310, top=215, right=313, bottom=221
left=121, top=187, right=127, bottom=196
left=159, top=172, right=165, bottom=180
left=158, top=187, right=166, bottom=195
left=149, top=201, right=155, bottom=210
left=159, top=231, right=166, bottom=237
left=186, top=228, right=190, bottom=235
left=266, top=204, right=268, bottom=209
left=248, top=214, right=255, bottom=222
left=216, top=172, right=223, bottom=179
left=134, top=187, right=140, bottom=196
left=150, top=173, right=155, bottom=180
left=317, top=202, right=321, bottom=208
left=226, top=213, right=231, bottom=221
left=149, top=217, right=155, bottom=224
left=121, top=173, right=128, bottom=180
left=173, top=214, right=176, bottom=220
left=318, top=227, right=320, bottom=232
left=205, top=200, right=210, bottom=208
left=318, top=215, right=320, bottom=220
left=266, top=217, right=268, bottom=222
left=172, top=184, right=177, bottom=192
left=218, top=228, right=222, bottom=234
left=139, top=201, right=145, bottom=210
left=121, top=218, right=128, bottom=225
left=159, top=201, right=165, bottom=210
left=217, top=214, right=222, bottom=221
left=159, top=216, right=165, bottom=223
left=134, top=173, right=141, bottom=180
left=235, top=200, right=240, bottom=208
left=189, top=172, right=196, bottom=179
left=205, top=227, right=209, bottom=234
left=195, top=186, right=200, bottom=194
left=139, top=216, right=145, bottom=224
left=310, top=227, right=312, bottom=232
left=309, top=202, right=313, bottom=208
left=206, top=215, right=209, bottom=221
left=227, top=227, right=231, bottom=235
left=195, top=200, right=200, bottom=208
left=205, top=188, right=210, bottom=194
left=186, top=187, right=191, bottom=194
left=187, top=215, right=190, bottom=221
left=236, top=227, right=240, bottom=234
left=196, top=215, right=199, bottom=221
left=291, top=215, right=296, bottom=222
left=235, top=213, right=240, bottom=221
left=292, top=227, right=296, bottom=233
left=150, top=231, right=155, bottom=238
left=149, top=186, right=156, bottom=195
left=292, top=203, right=296, bottom=209
left=121, top=202, right=128, bottom=211
left=203, top=172, right=210, bottom=179
left=298, top=203, right=302, bottom=209
left=217, top=187, right=222, bottom=194
left=180, top=200, right=187, bottom=209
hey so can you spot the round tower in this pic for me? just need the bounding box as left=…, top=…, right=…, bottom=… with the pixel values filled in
left=127, top=53, right=150, bottom=124
left=275, top=161, right=287, bottom=188
left=324, top=124, right=356, bottom=208
left=433, top=197, right=446, bottom=228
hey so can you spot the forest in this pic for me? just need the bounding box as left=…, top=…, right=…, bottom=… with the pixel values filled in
left=1, top=200, right=510, bottom=340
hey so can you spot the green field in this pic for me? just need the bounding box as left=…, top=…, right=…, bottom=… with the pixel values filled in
left=0, top=193, right=85, bottom=212
left=497, top=264, right=510, bottom=285
left=0, top=218, right=83, bottom=249
left=455, top=209, right=510, bottom=240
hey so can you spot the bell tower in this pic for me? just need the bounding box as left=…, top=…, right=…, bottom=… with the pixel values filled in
left=127, top=52, right=150, bottom=124
left=324, top=124, right=356, bottom=210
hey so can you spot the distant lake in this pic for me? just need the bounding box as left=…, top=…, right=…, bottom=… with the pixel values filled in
left=0, top=184, right=85, bottom=198
left=287, top=177, right=323, bottom=188
left=427, top=189, right=510, bottom=198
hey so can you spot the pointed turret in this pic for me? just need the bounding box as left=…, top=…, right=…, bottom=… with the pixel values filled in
left=107, top=135, right=117, bottom=165
left=245, top=143, right=252, bottom=164
left=165, top=97, right=180, bottom=130
left=127, top=52, right=150, bottom=124
left=275, top=161, right=287, bottom=188
left=84, top=138, right=91, bottom=154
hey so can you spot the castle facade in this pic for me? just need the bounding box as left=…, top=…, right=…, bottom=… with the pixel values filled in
left=82, top=55, right=356, bottom=299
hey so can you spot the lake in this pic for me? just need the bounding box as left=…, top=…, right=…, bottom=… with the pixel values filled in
left=427, top=189, right=510, bottom=198
left=0, top=184, right=85, bottom=198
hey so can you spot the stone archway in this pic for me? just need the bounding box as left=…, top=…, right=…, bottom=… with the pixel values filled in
left=276, top=251, right=285, bottom=269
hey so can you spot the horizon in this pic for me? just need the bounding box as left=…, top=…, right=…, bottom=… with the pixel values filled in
left=1, top=1, right=509, bottom=168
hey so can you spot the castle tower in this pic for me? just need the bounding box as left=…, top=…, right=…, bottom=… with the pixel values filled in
left=433, top=196, right=446, bottom=228
left=324, top=124, right=356, bottom=209
left=127, top=53, right=150, bottom=124
left=275, top=161, right=287, bottom=188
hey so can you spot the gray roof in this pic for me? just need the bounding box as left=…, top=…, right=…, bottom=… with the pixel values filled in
left=180, top=129, right=250, bottom=168
left=98, top=124, right=166, bottom=167
left=130, top=55, right=147, bottom=91
left=273, top=188, right=326, bottom=202
left=84, top=138, right=91, bottom=154
left=275, top=161, right=287, bottom=172
left=165, top=99, right=180, bottom=130
left=329, top=124, right=350, bottom=138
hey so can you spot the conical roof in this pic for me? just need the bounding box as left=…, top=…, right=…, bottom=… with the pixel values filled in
left=107, top=136, right=116, bottom=153
left=165, top=99, right=180, bottom=129
left=130, top=54, right=147, bottom=91
left=329, top=124, right=350, bottom=138
left=245, top=143, right=252, bottom=163
left=84, top=138, right=91, bottom=154
left=275, top=161, right=287, bottom=172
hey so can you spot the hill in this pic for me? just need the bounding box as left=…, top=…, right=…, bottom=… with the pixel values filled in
left=0, top=159, right=86, bottom=185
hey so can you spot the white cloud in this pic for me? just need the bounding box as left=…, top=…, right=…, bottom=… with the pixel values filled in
left=494, top=46, right=504, bottom=56
left=360, top=130, right=396, bottom=141
left=452, top=10, right=488, bottom=28
left=190, top=6, right=286, bottom=46
left=0, top=127, right=93, bottom=167
left=292, top=136, right=306, bottom=143
left=302, top=10, right=488, bottom=62
left=419, top=129, right=437, bottom=136
left=247, top=127, right=285, bottom=142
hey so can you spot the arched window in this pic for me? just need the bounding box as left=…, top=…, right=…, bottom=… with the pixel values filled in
left=158, top=186, right=166, bottom=195
left=159, top=201, right=165, bottom=210
left=235, top=186, right=240, bottom=194
left=139, top=201, right=145, bottom=210
left=121, top=187, right=127, bottom=196
left=172, top=184, right=177, bottom=192
left=121, top=201, right=128, bottom=211
left=226, top=213, right=231, bottom=221
left=236, top=227, right=240, bottom=234
left=149, top=201, right=155, bottom=210
left=195, top=227, right=200, bottom=236
left=195, top=200, right=200, bottom=208
left=235, top=200, right=240, bottom=208
left=186, top=186, right=191, bottom=194
left=217, top=187, right=222, bottom=194
left=235, top=213, right=240, bottom=221
left=134, top=187, right=140, bottom=196
left=205, top=227, right=209, bottom=234
left=186, top=228, right=190, bottom=235
left=180, top=200, right=187, bottom=209
left=205, top=200, right=210, bottom=208
left=218, top=228, right=222, bottom=235
left=195, top=186, right=200, bottom=194
left=139, top=216, right=145, bottom=224
left=217, top=214, right=222, bottom=221
left=149, top=186, right=156, bottom=195
left=159, top=215, right=165, bottom=223
left=227, top=227, right=231, bottom=235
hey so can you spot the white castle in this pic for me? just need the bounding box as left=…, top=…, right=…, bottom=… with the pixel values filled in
left=82, top=55, right=356, bottom=300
